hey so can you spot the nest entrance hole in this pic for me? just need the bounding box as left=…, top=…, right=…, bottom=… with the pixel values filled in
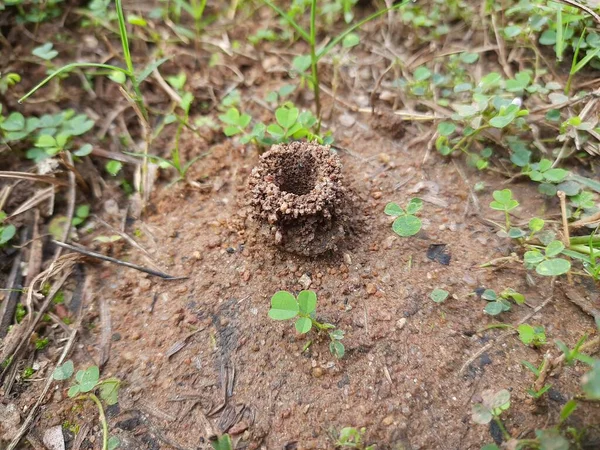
left=274, top=151, right=317, bottom=196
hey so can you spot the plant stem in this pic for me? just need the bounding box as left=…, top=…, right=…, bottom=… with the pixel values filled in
left=311, top=317, right=334, bottom=332
left=569, top=244, right=595, bottom=256
left=115, top=0, right=148, bottom=121
left=77, top=394, right=109, bottom=450
left=310, top=0, right=322, bottom=131
left=565, top=29, right=585, bottom=95
left=19, top=63, right=128, bottom=103
left=493, top=416, right=511, bottom=441
left=569, top=235, right=600, bottom=246
left=450, top=125, right=491, bottom=153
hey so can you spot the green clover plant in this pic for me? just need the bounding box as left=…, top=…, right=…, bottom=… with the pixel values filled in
left=472, top=389, right=511, bottom=442
left=268, top=290, right=345, bottom=358
left=0, top=211, right=17, bottom=247
left=384, top=198, right=423, bottom=237
left=53, top=361, right=121, bottom=450
left=481, top=288, right=525, bottom=316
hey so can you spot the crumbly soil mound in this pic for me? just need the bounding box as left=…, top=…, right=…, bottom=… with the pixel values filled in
left=248, top=141, right=348, bottom=256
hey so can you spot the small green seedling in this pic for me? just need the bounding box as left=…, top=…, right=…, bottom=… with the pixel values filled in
left=481, top=288, right=524, bottom=316
left=472, top=389, right=511, bottom=442
left=524, top=240, right=571, bottom=276
left=489, top=189, right=519, bottom=232
left=0, top=211, right=16, bottom=246
left=72, top=205, right=90, bottom=227
left=517, top=324, right=546, bottom=347
left=0, top=72, right=21, bottom=94
left=527, top=383, right=552, bottom=400
left=265, top=84, right=296, bottom=105
left=506, top=217, right=545, bottom=241
left=53, top=361, right=121, bottom=450
left=219, top=107, right=252, bottom=140
left=523, top=358, right=549, bottom=379
left=32, top=42, right=58, bottom=61
left=336, top=426, right=376, bottom=449
left=266, top=104, right=322, bottom=143
left=219, top=103, right=330, bottom=147
left=105, top=160, right=123, bottom=176
left=384, top=198, right=423, bottom=237
left=268, top=290, right=345, bottom=358
left=555, top=335, right=595, bottom=366
left=430, top=288, right=449, bottom=303
left=210, top=434, right=233, bottom=450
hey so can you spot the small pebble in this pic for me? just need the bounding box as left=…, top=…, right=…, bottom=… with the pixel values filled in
left=339, top=114, right=356, bottom=127
left=382, top=415, right=394, bottom=426
left=343, top=253, right=352, bottom=265
left=366, top=283, right=377, bottom=295
left=312, top=367, right=324, bottom=378
left=396, top=318, right=407, bottom=330
left=379, top=153, right=391, bottom=164
left=299, top=273, right=312, bottom=289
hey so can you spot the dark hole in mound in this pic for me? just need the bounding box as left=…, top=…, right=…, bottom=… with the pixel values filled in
left=274, top=151, right=317, bottom=195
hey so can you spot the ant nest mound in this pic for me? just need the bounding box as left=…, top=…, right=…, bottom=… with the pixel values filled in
left=248, top=141, right=349, bottom=256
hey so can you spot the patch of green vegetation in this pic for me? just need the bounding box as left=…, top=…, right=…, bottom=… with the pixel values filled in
left=1, top=0, right=65, bottom=24
left=219, top=103, right=331, bottom=147
left=34, top=337, right=50, bottom=350
left=0, top=211, right=17, bottom=247
left=52, top=290, right=65, bottom=305
left=485, top=189, right=600, bottom=280
left=62, top=420, right=81, bottom=435
left=430, top=288, right=449, bottom=304
left=210, top=433, right=233, bottom=450
left=0, top=107, right=95, bottom=163
left=517, top=324, right=546, bottom=348
left=336, top=426, right=375, bottom=449
left=476, top=395, right=582, bottom=449
left=22, top=366, right=35, bottom=379
left=14, top=303, right=26, bottom=323
left=53, top=361, right=121, bottom=450
left=268, top=290, right=345, bottom=358
left=263, top=0, right=407, bottom=123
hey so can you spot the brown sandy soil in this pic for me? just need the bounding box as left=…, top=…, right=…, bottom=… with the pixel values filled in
left=13, top=120, right=598, bottom=450
left=1, top=2, right=600, bottom=450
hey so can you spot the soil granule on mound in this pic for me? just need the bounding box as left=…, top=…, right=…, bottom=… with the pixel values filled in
left=248, top=141, right=349, bottom=256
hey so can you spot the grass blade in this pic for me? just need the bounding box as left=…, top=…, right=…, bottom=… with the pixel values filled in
left=572, top=47, right=600, bottom=74
left=19, top=63, right=128, bottom=103
left=262, top=0, right=310, bottom=42
left=115, top=0, right=134, bottom=74
left=556, top=5, right=564, bottom=61
left=137, top=57, right=171, bottom=84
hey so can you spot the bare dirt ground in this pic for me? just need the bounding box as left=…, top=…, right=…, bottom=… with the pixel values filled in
left=1, top=2, right=600, bottom=450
